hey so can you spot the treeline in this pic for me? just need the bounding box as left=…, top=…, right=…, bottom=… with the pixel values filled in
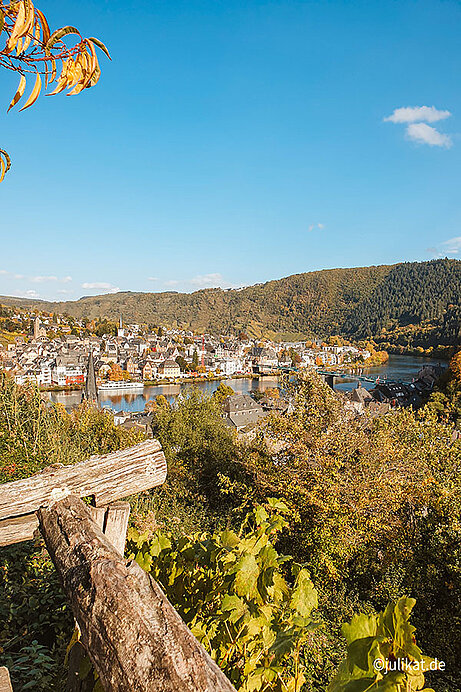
left=2, top=260, right=460, bottom=348
left=344, top=259, right=461, bottom=346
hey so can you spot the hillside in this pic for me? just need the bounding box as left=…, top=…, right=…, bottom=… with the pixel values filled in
left=1, top=259, right=460, bottom=344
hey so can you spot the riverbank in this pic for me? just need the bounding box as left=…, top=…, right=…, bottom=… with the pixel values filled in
left=44, top=354, right=445, bottom=413
left=40, top=372, right=261, bottom=393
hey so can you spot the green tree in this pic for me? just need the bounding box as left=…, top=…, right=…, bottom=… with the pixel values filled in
left=212, top=381, right=235, bottom=405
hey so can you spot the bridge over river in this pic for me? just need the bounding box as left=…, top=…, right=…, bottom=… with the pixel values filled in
left=276, top=365, right=412, bottom=387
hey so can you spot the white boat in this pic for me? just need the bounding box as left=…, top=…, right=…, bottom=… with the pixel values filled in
left=98, top=381, right=145, bottom=392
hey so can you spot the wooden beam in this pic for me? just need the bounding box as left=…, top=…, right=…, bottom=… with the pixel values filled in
left=38, top=496, right=236, bottom=692
left=0, top=440, right=166, bottom=522
left=0, top=513, right=39, bottom=547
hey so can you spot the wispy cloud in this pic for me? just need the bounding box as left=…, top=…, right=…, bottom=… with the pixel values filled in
left=441, top=236, right=461, bottom=254
left=428, top=236, right=461, bottom=258
left=190, top=273, right=225, bottom=287
left=30, top=275, right=72, bottom=283
left=22, top=290, right=41, bottom=298
left=308, top=223, right=324, bottom=232
left=384, top=106, right=451, bottom=124
left=30, top=275, right=58, bottom=283
left=82, top=282, right=120, bottom=294
left=0, top=270, right=73, bottom=283
left=406, top=123, right=452, bottom=148
left=147, top=277, right=159, bottom=282
left=82, top=282, right=111, bottom=289
left=161, top=274, right=235, bottom=291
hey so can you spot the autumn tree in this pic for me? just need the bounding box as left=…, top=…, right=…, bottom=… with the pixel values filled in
left=0, top=0, right=110, bottom=180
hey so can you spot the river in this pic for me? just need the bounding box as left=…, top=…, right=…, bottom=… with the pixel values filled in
left=46, top=354, right=444, bottom=413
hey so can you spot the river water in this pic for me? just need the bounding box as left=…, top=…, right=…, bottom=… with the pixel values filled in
left=46, top=354, right=444, bottom=413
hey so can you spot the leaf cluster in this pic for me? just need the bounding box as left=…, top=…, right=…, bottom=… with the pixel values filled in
left=328, top=597, right=440, bottom=692
left=127, top=501, right=321, bottom=692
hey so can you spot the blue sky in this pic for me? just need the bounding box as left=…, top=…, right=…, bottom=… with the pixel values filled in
left=1, top=0, right=460, bottom=301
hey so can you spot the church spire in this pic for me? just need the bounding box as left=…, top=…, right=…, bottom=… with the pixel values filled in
left=117, top=313, right=125, bottom=337
left=83, top=350, right=98, bottom=404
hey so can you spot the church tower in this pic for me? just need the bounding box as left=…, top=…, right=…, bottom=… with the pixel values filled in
left=83, top=350, right=98, bottom=404
left=117, top=314, right=125, bottom=338
left=33, top=315, right=41, bottom=340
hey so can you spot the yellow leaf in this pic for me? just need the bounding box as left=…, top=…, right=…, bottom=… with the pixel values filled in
left=47, top=75, right=67, bottom=96
left=35, top=7, right=50, bottom=45
left=88, top=37, right=111, bottom=60
left=7, top=74, right=27, bottom=112
left=48, top=59, right=57, bottom=86
left=18, top=72, right=41, bottom=111
left=6, top=1, right=26, bottom=52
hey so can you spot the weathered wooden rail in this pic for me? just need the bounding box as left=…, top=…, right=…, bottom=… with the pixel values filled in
left=0, top=440, right=167, bottom=547
left=0, top=439, right=237, bottom=692
left=39, top=495, right=236, bottom=692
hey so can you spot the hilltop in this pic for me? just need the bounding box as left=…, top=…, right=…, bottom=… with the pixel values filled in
left=1, top=259, right=460, bottom=345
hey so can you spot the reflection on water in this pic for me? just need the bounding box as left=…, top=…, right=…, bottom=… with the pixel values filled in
left=45, top=355, right=444, bottom=413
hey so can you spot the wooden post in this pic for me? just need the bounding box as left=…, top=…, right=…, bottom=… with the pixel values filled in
left=38, top=495, right=236, bottom=692
left=101, top=502, right=131, bottom=556
left=67, top=502, right=132, bottom=690
left=0, top=668, right=13, bottom=692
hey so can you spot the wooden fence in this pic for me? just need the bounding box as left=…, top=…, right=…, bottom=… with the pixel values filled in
left=0, top=440, right=237, bottom=692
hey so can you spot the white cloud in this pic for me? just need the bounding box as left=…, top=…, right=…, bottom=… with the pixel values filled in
left=0, top=270, right=7, bottom=275
left=13, top=274, right=24, bottom=280
left=57, top=289, right=74, bottom=295
left=308, top=223, right=324, bottom=232
left=190, top=273, right=224, bottom=287
left=30, top=275, right=58, bottom=283
left=82, top=282, right=112, bottom=289
left=164, top=280, right=179, bottom=287
left=441, top=236, right=461, bottom=255
left=384, top=106, right=451, bottom=124
left=148, top=277, right=159, bottom=282
left=28, top=274, right=73, bottom=284
left=405, top=122, right=452, bottom=148
left=427, top=236, right=461, bottom=258
left=22, top=290, right=40, bottom=298
left=82, top=282, right=120, bottom=294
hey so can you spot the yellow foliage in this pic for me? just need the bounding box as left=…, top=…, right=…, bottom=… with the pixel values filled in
left=0, top=0, right=110, bottom=180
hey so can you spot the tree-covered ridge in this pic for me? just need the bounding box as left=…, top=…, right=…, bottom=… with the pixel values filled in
left=344, top=259, right=461, bottom=340
left=1, top=259, right=460, bottom=345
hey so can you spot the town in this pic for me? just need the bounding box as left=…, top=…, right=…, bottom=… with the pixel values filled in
left=0, top=306, right=378, bottom=389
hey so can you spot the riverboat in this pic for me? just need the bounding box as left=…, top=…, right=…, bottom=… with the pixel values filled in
left=98, top=381, right=145, bottom=392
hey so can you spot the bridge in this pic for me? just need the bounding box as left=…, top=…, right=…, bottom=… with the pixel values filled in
left=275, top=365, right=408, bottom=386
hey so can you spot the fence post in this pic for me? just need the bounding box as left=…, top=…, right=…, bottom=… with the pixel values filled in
left=39, top=495, right=236, bottom=692
left=67, top=502, right=131, bottom=690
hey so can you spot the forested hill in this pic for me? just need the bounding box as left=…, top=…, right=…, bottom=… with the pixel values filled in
left=1, top=259, right=460, bottom=344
